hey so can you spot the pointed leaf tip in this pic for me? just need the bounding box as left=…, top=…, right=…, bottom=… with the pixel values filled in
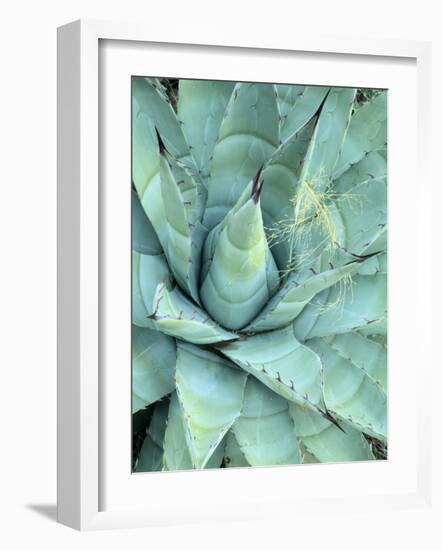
left=348, top=250, right=382, bottom=262
left=155, top=127, right=168, bottom=156
left=251, top=164, right=265, bottom=203
left=321, top=410, right=346, bottom=433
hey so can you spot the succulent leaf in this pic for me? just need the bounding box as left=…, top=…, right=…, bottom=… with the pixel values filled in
left=150, top=282, right=239, bottom=344
left=260, top=120, right=315, bottom=269
left=147, top=399, right=170, bottom=448
left=132, top=110, right=170, bottom=248
left=158, top=151, right=202, bottom=302
left=218, top=326, right=324, bottom=413
left=333, top=150, right=387, bottom=195
left=178, top=80, right=235, bottom=179
left=275, top=85, right=305, bottom=118
left=132, top=252, right=171, bottom=327
left=133, top=77, right=196, bottom=173
left=232, top=377, right=300, bottom=466
left=200, top=182, right=279, bottom=330
left=132, top=394, right=148, bottom=415
left=132, top=326, right=176, bottom=413
left=333, top=177, right=387, bottom=257
left=163, top=392, right=193, bottom=471
left=132, top=188, right=162, bottom=255
left=333, top=92, right=387, bottom=179
left=289, top=403, right=375, bottom=463
left=326, top=332, right=387, bottom=392
left=246, top=260, right=362, bottom=332
left=135, top=400, right=169, bottom=472
left=135, top=434, right=163, bottom=472
left=279, top=86, right=330, bottom=143
left=132, top=80, right=388, bottom=470
left=203, top=83, right=280, bottom=229
left=294, top=88, right=356, bottom=222
left=175, top=343, right=247, bottom=468
left=163, top=392, right=225, bottom=470
left=224, top=431, right=250, bottom=468
left=307, top=338, right=387, bottom=440
left=293, top=271, right=387, bottom=340
left=132, top=91, right=207, bottom=303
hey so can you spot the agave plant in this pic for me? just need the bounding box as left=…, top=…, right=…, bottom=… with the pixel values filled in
left=132, top=78, right=387, bottom=471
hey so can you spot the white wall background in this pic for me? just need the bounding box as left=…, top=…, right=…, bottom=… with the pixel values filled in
left=0, top=1, right=440, bottom=547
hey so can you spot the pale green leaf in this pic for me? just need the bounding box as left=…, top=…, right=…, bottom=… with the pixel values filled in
left=275, top=84, right=305, bottom=118
left=175, top=343, right=247, bottom=468
left=134, top=398, right=170, bottom=472
left=232, top=378, right=300, bottom=466
left=246, top=260, right=361, bottom=332
left=150, top=283, right=238, bottom=344
left=132, top=77, right=196, bottom=173
left=280, top=86, right=330, bottom=143
left=293, top=271, right=387, bottom=340
left=132, top=326, right=176, bottom=412
left=332, top=150, right=387, bottom=195
left=260, top=120, right=315, bottom=269
left=219, top=326, right=324, bottom=412
left=298, top=89, right=356, bottom=186
left=326, top=332, right=387, bottom=392
left=308, top=338, right=387, bottom=440
left=163, top=392, right=226, bottom=471
left=333, top=92, right=387, bottom=179
left=163, top=392, right=193, bottom=471
left=204, top=83, right=280, bottom=229
left=332, top=177, right=387, bottom=256
left=289, top=403, right=375, bottom=463
left=132, top=188, right=162, bottom=255
left=132, top=252, right=171, bottom=327
left=158, top=153, right=201, bottom=302
left=200, top=187, right=279, bottom=330
left=224, top=431, right=250, bottom=468
left=178, top=80, right=234, bottom=178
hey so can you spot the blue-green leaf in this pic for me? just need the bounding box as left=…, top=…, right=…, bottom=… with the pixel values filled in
left=133, top=77, right=196, bottom=173
left=132, top=252, right=171, bottom=327
left=260, top=120, right=315, bottom=269
left=308, top=338, right=387, bottom=440
left=135, top=400, right=170, bottom=472
left=332, top=177, right=387, bottom=256
left=132, top=326, right=176, bottom=413
left=293, top=271, right=387, bottom=340
left=333, top=92, right=387, bottom=179
left=163, top=392, right=226, bottom=471
left=293, top=89, right=356, bottom=222
left=200, top=183, right=279, bottom=330
left=219, top=326, right=324, bottom=413
left=132, top=188, right=162, bottom=255
left=178, top=80, right=234, bottom=179
left=175, top=343, right=247, bottom=468
left=135, top=434, right=163, bottom=472
left=246, top=260, right=361, bottom=332
left=158, top=152, right=201, bottom=302
left=279, top=86, right=330, bottom=143
left=203, top=83, right=280, bottom=229
left=224, top=430, right=250, bottom=468
left=275, top=84, right=305, bottom=118
left=150, top=283, right=238, bottom=344
left=289, top=403, right=374, bottom=463
left=163, top=392, right=193, bottom=471
left=325, top=332, right=387, bottom=393
left=332, top=150, right=387, bottom=195
left=232, top=378, right=300, bottom=466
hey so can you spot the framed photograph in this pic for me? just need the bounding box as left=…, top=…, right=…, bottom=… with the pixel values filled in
left=57, top=19, right=433, bottom=530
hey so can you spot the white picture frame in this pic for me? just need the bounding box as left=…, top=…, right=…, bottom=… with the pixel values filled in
left=57, top=19, right=433, bottom=531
